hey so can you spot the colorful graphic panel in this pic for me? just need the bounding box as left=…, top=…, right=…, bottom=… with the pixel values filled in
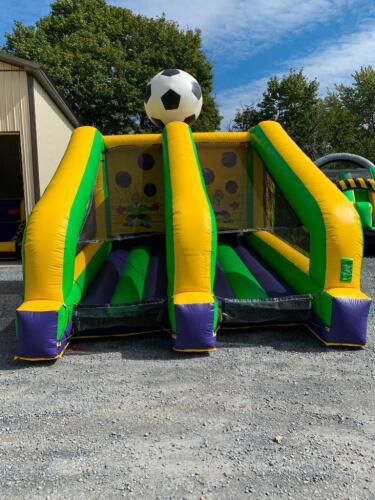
left=106, top=145, right=164, bottom=238
left=197, top=142, right=248, bottom=230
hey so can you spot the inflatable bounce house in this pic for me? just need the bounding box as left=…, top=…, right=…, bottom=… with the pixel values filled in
left=15, top=70, right=372, bottom=360
left=315, top=153, right=375, bottom=246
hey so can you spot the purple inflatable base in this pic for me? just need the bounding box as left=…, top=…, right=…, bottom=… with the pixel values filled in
left=16, top=310, right=72, bottom=360
left=14, top=292, right=370, bottom=359
left=309, top=295, right=371, bottom=346
left=173, top=302, right=216, bottom=351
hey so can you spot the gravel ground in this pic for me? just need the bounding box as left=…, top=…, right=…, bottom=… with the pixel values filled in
left=0, top=259, right=374, bottom=500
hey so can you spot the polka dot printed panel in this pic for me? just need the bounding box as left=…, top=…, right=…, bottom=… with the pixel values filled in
left=106, top=145, right=164, bottom=237
left=197, top=143, right=249, bottom=230
left=105, top=141, right=250, bottom=237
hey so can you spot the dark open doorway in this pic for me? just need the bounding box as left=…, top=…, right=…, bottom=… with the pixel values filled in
left=0, top=134, right=23, bottom=198
left=0, top=134, right=25, bottom=258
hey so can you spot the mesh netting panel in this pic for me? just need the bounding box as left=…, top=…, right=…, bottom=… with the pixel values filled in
left=74, top=300, right=165, bottom=334
left=77, top=194, right=97, bottom=253
left=221, top=295, right=313, bottom=325
left=263, top=168, right=310, bottom=255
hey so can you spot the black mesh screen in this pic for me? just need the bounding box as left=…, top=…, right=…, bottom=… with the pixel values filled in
left=264, top=169, right=310, bottom=255
left=221, top=295, right=313, bottom=325
left=77, top=194, right=97, bottom=254
left=74, top=299, right=165, bottom=335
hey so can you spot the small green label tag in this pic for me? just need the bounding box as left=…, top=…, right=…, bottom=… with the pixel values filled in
left=340, top=258, right=353, bottom=282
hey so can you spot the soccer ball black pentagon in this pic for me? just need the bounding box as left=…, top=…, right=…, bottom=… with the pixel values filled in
left=144, top=69, right=203, bottom=128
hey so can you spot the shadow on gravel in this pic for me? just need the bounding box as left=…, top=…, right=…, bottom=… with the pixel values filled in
left=218, top=326, right=364, bottom=352
left=0, top=280, right=23, bottom=370
left=67, top=332, right=210, bottom=361
left=216, top=326, right=328, bottom=353
left=2, top=325, right=359, bottom=368
left=0, top=323, right=18, bottom=371
left=0, top=280, right=23, bottom=296
left=64, top=325, right=330, bottom=361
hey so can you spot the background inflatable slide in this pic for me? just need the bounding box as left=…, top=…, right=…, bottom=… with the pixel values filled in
left=15, top=71, right=371, bottom=360
left=315, top=153, right=375, bottom=246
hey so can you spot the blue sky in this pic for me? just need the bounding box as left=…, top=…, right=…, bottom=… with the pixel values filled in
left=1, top=0, right=375, bottom=127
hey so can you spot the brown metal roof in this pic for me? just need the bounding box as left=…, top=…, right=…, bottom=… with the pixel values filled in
left=0, top=50, right=79, bottom=127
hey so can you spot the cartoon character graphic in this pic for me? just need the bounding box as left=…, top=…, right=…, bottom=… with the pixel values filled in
left=212, top=189, right=238, bottom=223
left=117, top=192, right=159, bottom=229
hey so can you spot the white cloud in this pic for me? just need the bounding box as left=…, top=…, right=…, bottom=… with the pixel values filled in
left=114, top=0, right=360, bottom=60
left=216, top=78, right=268, bottom=129
left=296, top=23, right=375, bottom=90
left=217, top=21, right=375, bottom=128
left=112, top=1, right=375, bottom=127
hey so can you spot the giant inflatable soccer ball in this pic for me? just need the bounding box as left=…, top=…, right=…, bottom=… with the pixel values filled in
left=144, top=69, right=203, bottom=127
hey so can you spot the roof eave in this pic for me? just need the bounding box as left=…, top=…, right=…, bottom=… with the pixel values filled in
left=31, top=69, right=80, bottom=128
left=0, top=50, right=80, bottom=128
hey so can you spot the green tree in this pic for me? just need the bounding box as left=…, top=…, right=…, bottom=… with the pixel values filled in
left=232, top=70, right=324, bottom=157
left=328, top=66, right=375, bottom=161
left=231, top=105, right=260, bottom=131
left=318, top=90, right=357, bottom=155
left=3, top=0, right=221, bottom=133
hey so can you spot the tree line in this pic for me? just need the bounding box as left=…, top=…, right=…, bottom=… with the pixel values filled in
left=232, top=67, right=375, bottom=162
left=3, top=0, right=221, bottom=133
left=3, top=0, right=375, bottom=162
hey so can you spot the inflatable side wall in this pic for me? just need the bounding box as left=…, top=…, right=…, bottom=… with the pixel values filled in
left=247, top=122, right=371, bottom=345
left=16, top=127, right=110, bottom=359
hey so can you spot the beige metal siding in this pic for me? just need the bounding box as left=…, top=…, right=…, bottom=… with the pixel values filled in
left=33, top=80, right=74, bottom=195
left=0, top=61, right=35, bottom=214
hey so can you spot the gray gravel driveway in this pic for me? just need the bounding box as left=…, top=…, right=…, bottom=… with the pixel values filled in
left=0, top=259, right=374, bottom=499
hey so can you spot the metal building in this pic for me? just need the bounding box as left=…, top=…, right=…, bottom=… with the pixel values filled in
left=0, top=51, right=79, bottom=257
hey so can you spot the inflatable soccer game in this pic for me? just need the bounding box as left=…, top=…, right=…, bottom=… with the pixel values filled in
left=315, top=153, right=375, bottom=246
left=15, top=70, right=372, bottom=360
